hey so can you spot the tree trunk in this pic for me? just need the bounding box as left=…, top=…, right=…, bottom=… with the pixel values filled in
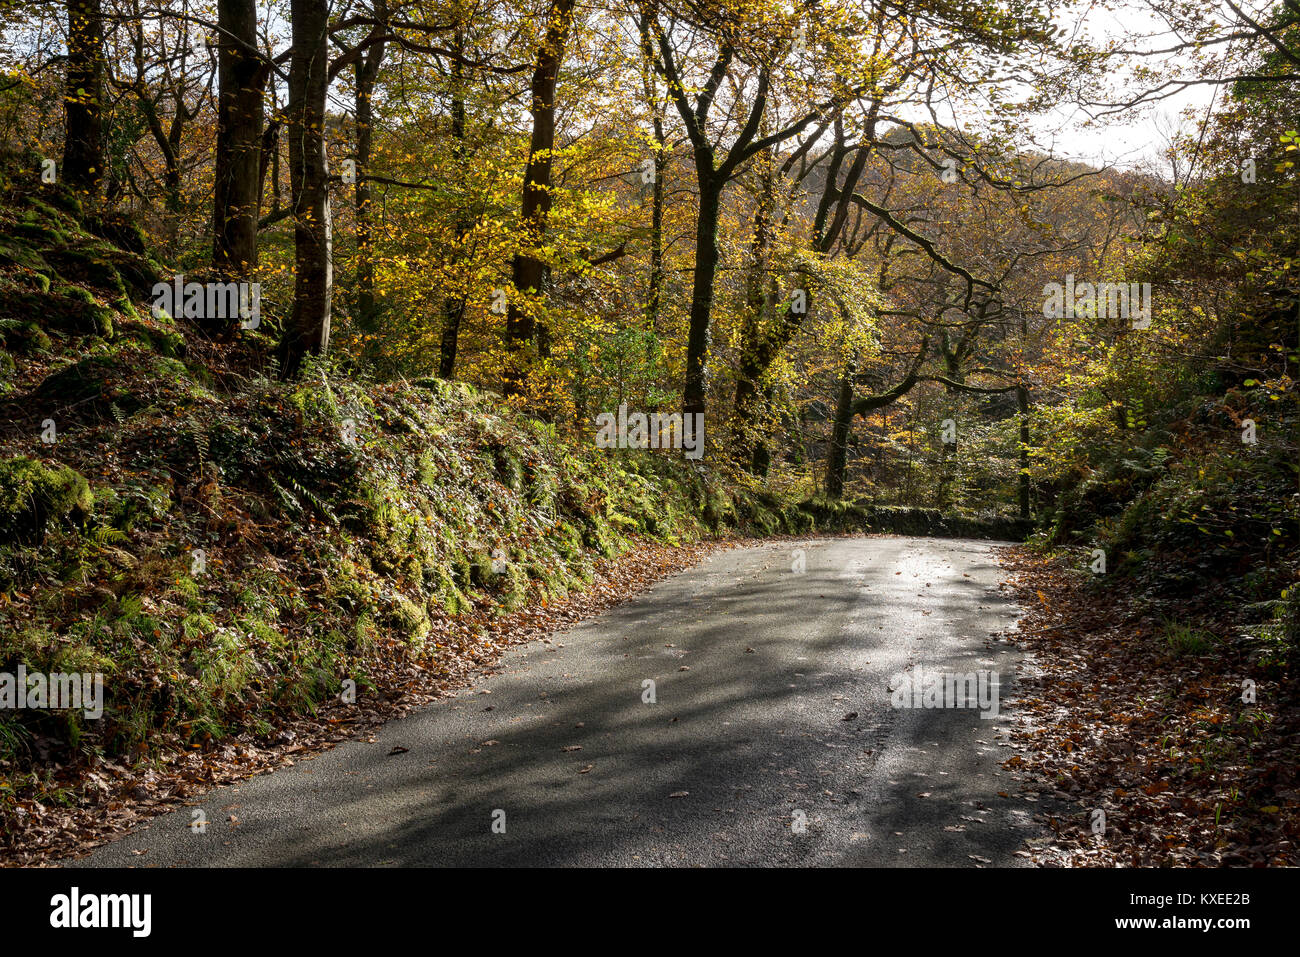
left=277, top=0, right=333, bottom=378
left=354, top=4, right=386, bottom=330
left=504, top=0, right=577, bottom=397
left=439, top=26, right=470, bottom=379
left=646, top=126, right=665, bottom=338
left=732, top=145, right=775, bottom=468
left=825, top=367, right=855, bottom=499
left=683, top=173, right=721, bottom=424
left=257, top=116, right=280, bottom=216
left=751, top=376, right=778, bottom=475
left=637, top=16, right=666, bottom=341
left=212, top=0, right=265, bottom=276
left=62, top=0, right=103, bottom=197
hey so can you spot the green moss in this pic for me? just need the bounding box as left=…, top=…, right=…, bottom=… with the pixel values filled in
left=0, top=236, right=51, bottom=274
left=11, top=220, right=67, bottom=246
left=15, top=322, right=51, bottom=353
left=118, top=321, right=184, bottom=356
left=86, top=211, right=149, bottom=255
left=0, top=355, right=802, bottom=784
left=496, top=562, right=531, bottom=611
left=582, top=514, right=618, bottom=557
left=467, top=550, right=495, bottom=587
left=30, top=189, right=83, bottom=221
left=153, top=329, right=187, bottom=356
left=103, top=249, right=163, bottom=299
left=551, top=521, right=582, bottom=559
left=526, top=561, right=570, bottom=602
left=416, top=449, right=439, bottom=487
left=112, top=295, right=139, bottom=321
left=0, top=456, right=94, bottom=545
left=432, top=568, right=472, bottom=615
left=391, top=594, right=430, bottom=642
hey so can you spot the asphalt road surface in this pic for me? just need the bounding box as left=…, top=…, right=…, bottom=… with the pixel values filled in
left=70, top=535, right=1044, bottom=867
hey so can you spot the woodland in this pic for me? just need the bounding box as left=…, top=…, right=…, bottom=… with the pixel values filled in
left=0, top=0, right=1295, bottom=865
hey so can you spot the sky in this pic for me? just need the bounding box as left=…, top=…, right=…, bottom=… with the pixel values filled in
left=1033, top=0, right=1250, bottom=172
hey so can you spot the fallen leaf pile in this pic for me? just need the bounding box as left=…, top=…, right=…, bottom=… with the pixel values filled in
left=998, top=546, right=1298, bottom=866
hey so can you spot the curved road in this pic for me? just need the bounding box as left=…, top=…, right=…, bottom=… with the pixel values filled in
left=70, top=536, right=1043, bottom=867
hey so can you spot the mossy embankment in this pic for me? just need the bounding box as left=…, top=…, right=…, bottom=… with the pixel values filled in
left=0, top=356, right=818, bottom=826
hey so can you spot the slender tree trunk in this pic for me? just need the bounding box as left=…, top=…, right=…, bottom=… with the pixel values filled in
left=646, top=122, right=665, bottom=338
left=63, top=0, right=103, bottom=197
left=163, top=156, right=180, bottom=231
left=439, top=26, right=469, bottom=379
left=1016, top=312, right=1032, bottom=519
left=165, top=113, right=184, bottom=219
left=637, top=15, right=666, bottom=341
left=277, top=0, right=332, bottom=378
left=354, top=4, right=386, bottom=330
left=213, top=0, right=265, bottom=276
left=439, top=301, right=466, bottom=378
left=131, top=33, right=184, bottom=248
left=257, top=115, right=280, bottom=215
left=504, top=0, right=577, bottom=397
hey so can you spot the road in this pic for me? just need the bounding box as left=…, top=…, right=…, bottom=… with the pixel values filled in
left=70, top=535, right=1043, bottom=867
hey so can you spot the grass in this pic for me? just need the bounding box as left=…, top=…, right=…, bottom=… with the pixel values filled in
left=1160, top=618, right=1218, bottom=656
